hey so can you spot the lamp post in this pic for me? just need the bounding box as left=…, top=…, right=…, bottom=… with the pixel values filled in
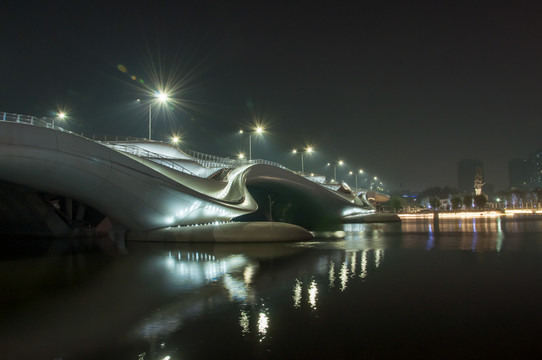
left=53, top=112, right=65, bottom=129
left=371, top=176, right=378, bottom=190
left=292, top=146, right=313, bottom=173
left=240, top=126, right=264, bottom=160
left=327, top=160, right=344, bottom=183
left=148, top=91, right=170, bottom=140
left=349, top=169, right=364, bottom=190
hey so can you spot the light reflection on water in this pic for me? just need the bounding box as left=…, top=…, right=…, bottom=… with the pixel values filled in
left=3, top=215, right=542, bottom=359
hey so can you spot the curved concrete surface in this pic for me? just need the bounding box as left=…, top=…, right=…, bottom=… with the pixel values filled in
left=0, top=122, right=256, bottom=232
left=0, top=121, right=392, bottom=240
left=127, top=221, right=314, bottom=242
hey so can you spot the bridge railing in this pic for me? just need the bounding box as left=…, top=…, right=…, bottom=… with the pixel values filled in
left=183, top=148, right=289, bottom=170
left=103, top=143, right=197, bottom=176
left=0, top=111, right=69, bottom=131
left=1, top=111, right=290, bottom=174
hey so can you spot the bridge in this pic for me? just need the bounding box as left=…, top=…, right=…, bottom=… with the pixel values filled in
left=0, top=112, right=397, bottom=242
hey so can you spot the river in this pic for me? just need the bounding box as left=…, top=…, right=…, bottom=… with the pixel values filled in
left=2, top=214, right=542, bottom=359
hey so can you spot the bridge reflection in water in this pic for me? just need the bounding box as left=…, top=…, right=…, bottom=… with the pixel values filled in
left=3, top=216, right=542, bottom=359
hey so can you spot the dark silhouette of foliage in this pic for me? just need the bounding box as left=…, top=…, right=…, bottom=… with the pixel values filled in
left=389, top=195, right=404, bottom=213
left=463, top=194, right=473, bottom=209
left=473, top=194, right=488, bottom=209
left=429, top=197, right=440, bottom=210
left=450, top=195, right=462, bottom=210
left=418, top=186, right=457, bottom=200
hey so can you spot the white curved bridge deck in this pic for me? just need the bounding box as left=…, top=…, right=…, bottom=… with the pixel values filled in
left=0, top=113, right=392, bottom=241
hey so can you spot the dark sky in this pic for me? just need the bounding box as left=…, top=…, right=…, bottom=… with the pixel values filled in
left=2, top=0, right=542, bottom=192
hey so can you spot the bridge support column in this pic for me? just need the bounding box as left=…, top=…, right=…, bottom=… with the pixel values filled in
left=109, top=223, right=128, bottom=254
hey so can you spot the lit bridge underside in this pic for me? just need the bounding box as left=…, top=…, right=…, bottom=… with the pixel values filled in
left=0, top=120, right=391, bottom=241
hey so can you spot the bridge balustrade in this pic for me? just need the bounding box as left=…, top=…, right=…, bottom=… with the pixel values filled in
left=104, top=143, right=197, bottom=176
left=1, top=111, right=320, bottom=181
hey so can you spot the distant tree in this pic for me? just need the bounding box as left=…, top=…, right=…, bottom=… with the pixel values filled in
left=429, top=197, right=440, bottom=210
left=473, top=194, right=488, bottom=209
left=463, top=194, right=473, bottom=209
left=441, top=186, right=457, bottom=197
left=418, top=186, right=458, bottom=200
left=535, top=188, right=542, bottom=208
left=510, top=190, right=522, bottom=209
left=420, top=196, right=430, bottom=208
left=450, top=195, right=462, bottom=210
left=418, top=187, right=442, bottom=200
left=389, top=195, right=404, bottom=213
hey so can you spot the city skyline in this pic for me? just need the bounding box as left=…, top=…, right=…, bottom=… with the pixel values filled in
left=2, top=1, right=542, bottom=191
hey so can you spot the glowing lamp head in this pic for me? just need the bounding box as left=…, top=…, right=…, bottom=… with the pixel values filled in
left=58, top=112, right=66, bottom=119
left=156, top=91, right=169, bottom=102
left=306, top=147, right=313, bottom=153
left=255, top=126, right=264, bottom=134
left=338, top=160, right=344, bottom=166
left=292, top=149, right=297, bottom=154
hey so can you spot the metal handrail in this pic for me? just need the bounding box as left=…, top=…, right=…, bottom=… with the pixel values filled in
left=1, top=111, right=71, bottom=132
left=103, top=143, right=197, bottom=176
left=182, top=148, right=289, bottom=170
left=1, top=111, right=293, bottom=175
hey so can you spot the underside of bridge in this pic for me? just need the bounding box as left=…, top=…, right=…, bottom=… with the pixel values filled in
left=234, top=179, right=347, bottom=231
left=0, top=180, right=107, bottom=237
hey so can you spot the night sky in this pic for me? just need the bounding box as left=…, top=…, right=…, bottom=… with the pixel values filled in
left=2, top=0, right=542, bottom=192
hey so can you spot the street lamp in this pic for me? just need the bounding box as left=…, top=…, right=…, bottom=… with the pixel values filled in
left=348, top=169, right=364, bottom=189
left=292, top=146, right=313, bottom=173
left=371, top=176, right=378, bottom=190
left=53, top=112, right=66, bottom=129
left=327, top=160, right=344, bottom=183
left=239, top=125, right=265, bottom=160
left=171, top=135, right=180, bottom=145
left=148, top=91, right=170, bottom=140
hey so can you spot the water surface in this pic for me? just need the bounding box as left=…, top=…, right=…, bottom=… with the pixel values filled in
left=2, top=215, right=542, bottom=359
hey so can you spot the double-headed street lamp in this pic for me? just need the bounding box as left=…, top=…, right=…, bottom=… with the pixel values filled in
left=349, top=169, right=364, bottom=190
left=370, top=176, right=378, bottom=190
left=148, top=91, right=170, bottom=141
left=327, top=160, right=344, bottom=183
left=239, top=126, right=264, bottom=160
left=292, top=146, right=313, bottom=174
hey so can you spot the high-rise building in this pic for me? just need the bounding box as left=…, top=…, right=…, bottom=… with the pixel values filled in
left=532, top=151, right=542, bottom=189
left=508, top=158, right=533, bottom=190
left=509, top=150, right=542, bottom=190
left=458, top=159, right=483, bottom=194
